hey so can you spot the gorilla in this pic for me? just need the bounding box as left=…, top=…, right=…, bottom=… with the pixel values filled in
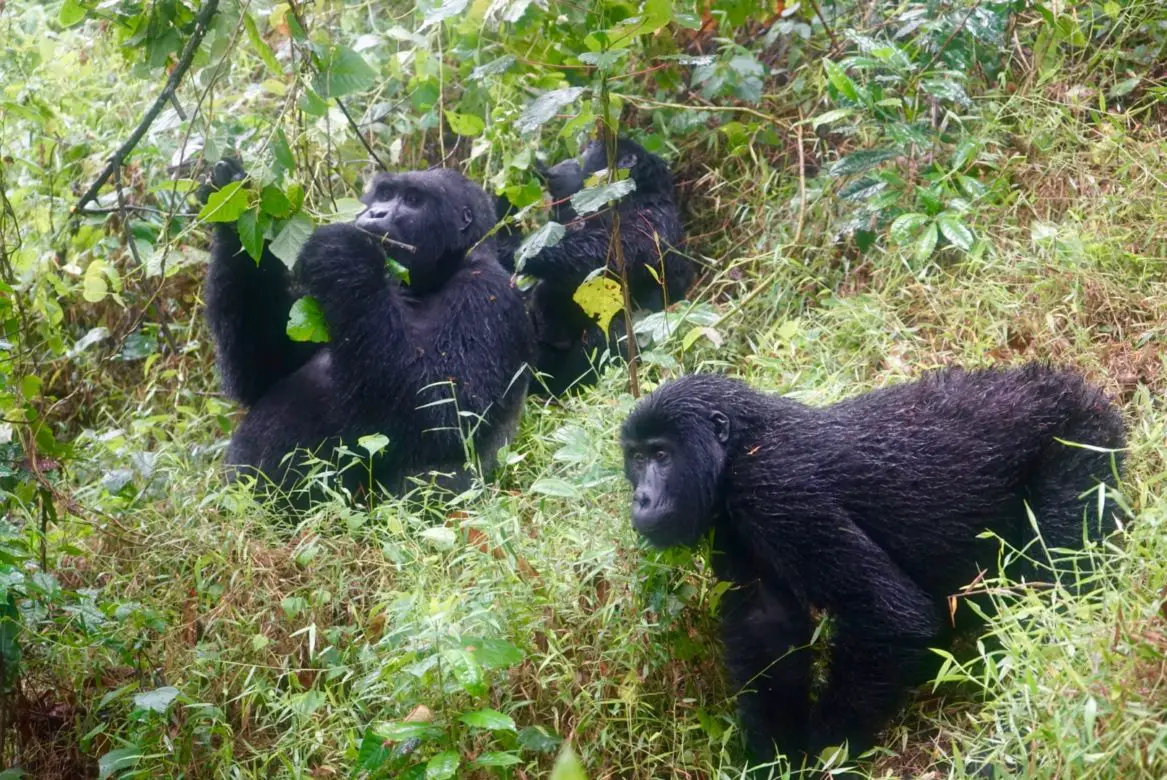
left=620, top=364, right=1125, bottom=763
left=495, top=156, right=585, bottom=271
left=500, top=137, right=692, bottom=397
left=203, top=158, right=534, bottom=507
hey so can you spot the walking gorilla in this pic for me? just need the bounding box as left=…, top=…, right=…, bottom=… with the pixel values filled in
left=620, top=365, right=1125, bottom=763
left=203, top=159, right=533, bottom=507
left=499, top=137, right=692, bottom=396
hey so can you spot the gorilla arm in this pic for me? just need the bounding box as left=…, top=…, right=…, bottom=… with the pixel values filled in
left=519, top=207, right=666, bottom=290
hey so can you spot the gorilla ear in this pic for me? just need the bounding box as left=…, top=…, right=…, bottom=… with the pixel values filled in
left=460, top=206, right=475, bottom=231
left=710, top=411, right=730, bottom=444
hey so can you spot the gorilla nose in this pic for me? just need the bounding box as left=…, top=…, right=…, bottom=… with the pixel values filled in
left=363, top=207, right=387, bottom=220
left=633, top=489, right=651, bottom=510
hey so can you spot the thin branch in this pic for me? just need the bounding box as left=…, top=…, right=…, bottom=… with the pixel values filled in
left=73, top=0, right=220, bottom=213
left=805, top=0, right=839, bottom=49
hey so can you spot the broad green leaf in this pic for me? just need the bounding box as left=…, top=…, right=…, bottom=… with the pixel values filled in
left=425, top=751, right=460, bottom=780
left=444, top=648, right=486, bottom=696
left=260, top=186, right=293, bottom=218
left=83, top=259, right=109, bottom=303
left=59, top=0, right=86, bottom=27
left=422, top=0, right=469, bottom=27
left=459, top=708, right=516, bottom=732
left=888, top=212, right=929, bottom=244
left=420, top=526, right=456, bottom=549
left=517, top=725, right=562, bottom=753
left=811, top=108, right=854, bottom=128
left=273, top=129, right=295, bottom=170
left=550, top=743, right=588, bottom=780
left=244, top=12, right=282, bottom=75
left=444, top=110, right=485, bottom=137
left=237, top=209, right=264, bottom=262
left=133, top=686, right=179, bottom=714
left=473, top=752, right=523, bottom=767
left=577, top=49, right=629, bottom=71
left=517, top=88, right=586, bottom=134
left=199, top=181, right=251, bottom=223
left=570, top=179, right=636, bottom=215
left=462, top=636, right=524, bottom=668
left=826, top=148, right=898, bottom=177
left=355, top=728, right=392, bottom=772
left=471, top=55, right=514, bottom=80
left=823, top=59, right=859, bottom=102
left=914, top=222, right=939, bottom=263
left=358, top=433, right=389, bottom=456
left=681, top=326, right=722, bottom=351
left=286, top=296, right=330, bottom=343
left=314, top=46, right=375, bottom=98
left=98, top=747, right=141, bottom=779
left=372, top=721, right=444, bottom=742
left=937, top=213, right=974, bottom=251
left=269, top=213, right=315, bottom=268
left=529, top=477, right=581, bottom=498
left=299, top=89, right=328, bottom=116
left=514, top=222, right=565, bottom=272
left=572, top=276, right=624, bottom=337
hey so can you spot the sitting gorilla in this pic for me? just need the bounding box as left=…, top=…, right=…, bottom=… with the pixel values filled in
left=495, top=157, right=585, bottom=271
left=500, top=137, right=692, bottom=397
left=620, top=365, right=1125, bottom=763
left=204, top=159, right=533, bottom=507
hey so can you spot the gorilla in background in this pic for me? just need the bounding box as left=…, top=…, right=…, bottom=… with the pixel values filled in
left=495, top=156, right=585, bottom=272
left=203, top=158, right=534, bottom=508
left=498, top=137, right=692, bottom=397
left=620, top=364, right=1125, bottom=764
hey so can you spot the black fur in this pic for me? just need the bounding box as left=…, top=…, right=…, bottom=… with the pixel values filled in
left=499, top=138, right=692, bottom=396
left=204, top=159, right=533, bottom=506
left=620, top=365, right=1126, bottom=762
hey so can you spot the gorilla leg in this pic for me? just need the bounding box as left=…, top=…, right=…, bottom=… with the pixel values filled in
left=722, top=580, right=813, bottom=763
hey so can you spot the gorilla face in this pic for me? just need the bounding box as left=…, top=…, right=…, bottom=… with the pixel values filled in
left=354, top=169, right=494, bottom=291
left=621, top=400, right=729, bottom=548
left=580, top=138, right=642, bottom=179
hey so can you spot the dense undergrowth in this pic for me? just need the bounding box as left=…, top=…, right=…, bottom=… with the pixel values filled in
left=1, top=0, right=1166, bottom=777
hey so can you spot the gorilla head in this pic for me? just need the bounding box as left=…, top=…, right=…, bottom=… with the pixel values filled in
left=620, top=375, right=736, bottom=548
left=577, top=136, right=674, bottom=197
left=355, top=169, right=495, bottom=291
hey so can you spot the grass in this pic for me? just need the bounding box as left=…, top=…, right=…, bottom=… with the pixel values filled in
left=4, top=1, right=1167, bottom=778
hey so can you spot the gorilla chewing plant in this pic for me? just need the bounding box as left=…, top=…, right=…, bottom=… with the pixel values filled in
left=620, top=363, right=1126, bottom=764
left=203, top=158, right=535, bottom=510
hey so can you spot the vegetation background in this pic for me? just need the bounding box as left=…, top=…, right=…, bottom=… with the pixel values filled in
left=0, top=0, right=1165, bottom=777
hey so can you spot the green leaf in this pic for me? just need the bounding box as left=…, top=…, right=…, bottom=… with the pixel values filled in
left=314, top=46, right=375, bottom=98
left=550, top=743, right=588, bottom=780
left=198, top=181, right=252, bottom=223
left=889, top=213, right=929, bottom=245
left=83, top=259, right=109, bottom=303
left=462, top=637, right=524, bottom=669
left=810, top=108, right=854, bottom=128
left=355, top=728, right=392, bottom=772
left=823, top=59, right=859, bottom=102
left=518, top=725, right=563, bottom=753
left=445, top=648, right=486, bottom=696
left=59, top=0, right=87, bottom=27
left=459, top=709, right=516, bottom=732
left=421, top=527, right=456, bottom=549
left=269, top=213, right=315, bottom=269
left=260, top=185, right=293, bottom=218
left=358, top=433, right=389, bottom=456
left=937, top=213, right=974, bottom=252
left=422, top=0, right=470, bottom=27
left=98, top=747, right=141, bottom=779
left=529, top=477, right=581, bottom=498
left=517, top=88, right=586, bottom=135
left=570, top=179, right=636, bottom=216
left=286, top=296, right=330, bottom=343
left=514, top=222, right=565, bottom=272
left=133, top=686, right=179, bottom=714
left=372, top=721, right=444, bottom=742
left=425, top=751, right=460, bottom=780
left=474, top=752, right=523, bottom=767
left=237, top=209, right=264, bottom=262
left=244, top=12, right=282, bottom=75
left=299, top=89, right=328, bottom=117
left=273, top=129, right=295, bottom=171
left=572, top=276, right=624, bottom=337
left=914, top=222, right=939, bottom=263
left=444, top=110, right=485, bottom=137
left=826, top=148, right=899, bottom=178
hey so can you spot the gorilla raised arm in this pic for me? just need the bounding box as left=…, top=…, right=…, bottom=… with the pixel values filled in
left=204, top=160, right=534, bottom=507
left=621, top=365, right=1125, bottom=763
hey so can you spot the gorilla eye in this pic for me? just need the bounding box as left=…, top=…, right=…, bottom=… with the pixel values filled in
left=654, top=448, right=667, bottom=461
left=634, top=452, right=647, bottom=466
left=404, top=190, right=421, bottom=207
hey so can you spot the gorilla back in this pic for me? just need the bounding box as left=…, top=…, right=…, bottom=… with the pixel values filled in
left=204, top=160, right=534, bottom=507
left=620, top=364, right=1125, bottom=761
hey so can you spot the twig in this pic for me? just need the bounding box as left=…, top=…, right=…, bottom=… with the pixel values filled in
left=921, top=0, right=985, bottom=74
left=805, top=0, right=839, bottom=49
left=78, top=204, right=198, bottom=217
left=793, top=109, right=807, bottom=245
left=114, top=166, right=177, bottom=354
left=73, top=0, right=220, bottom=213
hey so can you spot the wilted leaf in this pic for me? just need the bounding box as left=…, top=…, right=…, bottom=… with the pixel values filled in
left=269, top=213, right=315, bottom=268
left=514, top=222, right=565, bottom=271
left=517, top=88, right=585, bottom=134
left=572, top=276, right=624, bottom=336
left=569, top=179, right=636, bottom=215
left=286, top=296, right=330, bottom=343
left=198, top=181, right=251, bottom=223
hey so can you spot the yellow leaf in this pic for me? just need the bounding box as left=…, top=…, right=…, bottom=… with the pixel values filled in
left=572, top=277, right=624, bottom=337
